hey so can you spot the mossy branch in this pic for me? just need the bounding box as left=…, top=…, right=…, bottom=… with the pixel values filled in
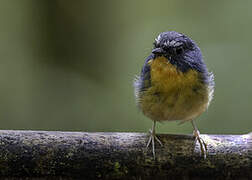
left=0, top=130, right=251, bottom=179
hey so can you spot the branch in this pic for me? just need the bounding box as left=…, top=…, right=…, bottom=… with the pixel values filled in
left=0, top=130, right=251, bottom=179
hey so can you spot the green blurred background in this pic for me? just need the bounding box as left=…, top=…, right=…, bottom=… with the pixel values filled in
left=0, top=0, right=251, bottom=134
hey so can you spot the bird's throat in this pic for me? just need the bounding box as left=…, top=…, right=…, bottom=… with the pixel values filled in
left=148, top=56, right=201, bottom=92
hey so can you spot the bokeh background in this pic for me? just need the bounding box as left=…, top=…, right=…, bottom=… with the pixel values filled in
left=0, top=0, right=251, bottom=134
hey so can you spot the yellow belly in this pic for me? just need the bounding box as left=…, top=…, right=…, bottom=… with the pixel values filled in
left=140, top=56, right=209, bottom=121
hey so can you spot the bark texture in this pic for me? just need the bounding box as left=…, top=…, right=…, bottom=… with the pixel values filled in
left=0, top=130, right=251, bottom=179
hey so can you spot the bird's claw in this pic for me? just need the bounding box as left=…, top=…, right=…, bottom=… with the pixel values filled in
left=146, top=128, right=163, bottom=159
left=193, top=130, right=207, bottom=159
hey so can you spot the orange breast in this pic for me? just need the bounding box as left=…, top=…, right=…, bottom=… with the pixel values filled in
left=140, top=56, right=209, bottom=121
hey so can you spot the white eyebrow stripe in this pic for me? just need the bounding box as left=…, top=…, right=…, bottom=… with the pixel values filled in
left=169, top=40, right=176, bottom=46
left=155, top=34, right=162, bottom=44
left=174, top=42, right=183, bottom=47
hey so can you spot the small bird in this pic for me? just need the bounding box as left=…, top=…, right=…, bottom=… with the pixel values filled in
left=134, top=31, right=214, bottom=159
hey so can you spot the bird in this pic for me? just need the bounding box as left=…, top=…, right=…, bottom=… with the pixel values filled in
left=134, top=31, right=214, bottom=159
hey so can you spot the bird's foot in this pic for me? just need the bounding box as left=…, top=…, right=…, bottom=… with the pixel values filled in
left=193, top=130, right=207, bottom=159
left=146, top=129, right=163, bottom=159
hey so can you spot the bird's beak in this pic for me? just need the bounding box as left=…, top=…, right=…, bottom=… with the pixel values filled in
left=152, top=48, right=165, bottom=55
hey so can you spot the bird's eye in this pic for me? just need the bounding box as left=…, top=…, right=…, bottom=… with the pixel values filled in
left=175, top=46, right=184, bottom=55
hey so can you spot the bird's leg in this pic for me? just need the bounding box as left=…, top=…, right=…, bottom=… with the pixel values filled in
left=191, top=120, right=207, bottom=159
left=146, top=121, right=163, bottom=159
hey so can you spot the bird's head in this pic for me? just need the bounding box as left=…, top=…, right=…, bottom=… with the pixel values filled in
left=152, top=31, right=205, bottom=73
